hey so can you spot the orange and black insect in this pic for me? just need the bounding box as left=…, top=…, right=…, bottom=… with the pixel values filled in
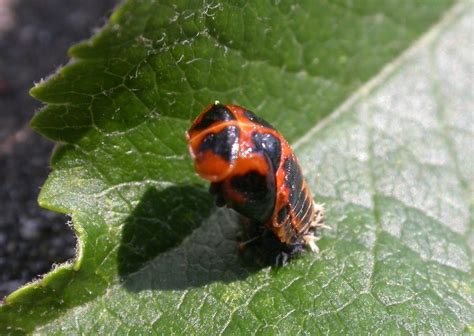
left=186, top=103, right=326, bottom=263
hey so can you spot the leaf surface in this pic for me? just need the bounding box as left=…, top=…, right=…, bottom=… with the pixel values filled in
left=2, top=1, right=473, bottom=334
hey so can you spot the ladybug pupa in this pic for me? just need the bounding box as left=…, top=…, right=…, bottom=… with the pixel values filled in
left=186, top=103, right=327, bottom=262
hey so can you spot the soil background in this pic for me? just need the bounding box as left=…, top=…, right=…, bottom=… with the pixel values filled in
left=0, top=0, right=118, bottom=299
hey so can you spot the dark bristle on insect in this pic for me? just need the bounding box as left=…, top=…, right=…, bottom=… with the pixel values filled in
left=187, top=103, right=328, bottom=266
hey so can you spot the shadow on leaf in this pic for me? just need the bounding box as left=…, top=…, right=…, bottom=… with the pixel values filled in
left=118, top=185, right=263, bottom=291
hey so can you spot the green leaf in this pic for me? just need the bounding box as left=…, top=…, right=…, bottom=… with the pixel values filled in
left=2, top=0, right=472, bottom=334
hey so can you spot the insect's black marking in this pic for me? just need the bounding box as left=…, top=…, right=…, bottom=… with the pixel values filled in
left=282, top=214, right=296, bottom=241
left=229, top=170, right=275, bottom=223
left=301, top=196, right=314, bottom=224
left=192, top=104, right=235, bottom=131
left=277, top=205, right=289, bottom=225
left=231, top=171, right=267, bottom=196
left=252, top=132, right=282, bottom=173
left=209, top=182, right=220, bottom=195
left=199, top=126, right=239, bottom=162
left=296, top=194, right=311, bottom=222
left=284, top=157, right=303, bottom=210
left=244, top=110, right=275, bottom=130
left=293, top=188, right=310, bottom=222
left=209, top=182, right=226, bottom=207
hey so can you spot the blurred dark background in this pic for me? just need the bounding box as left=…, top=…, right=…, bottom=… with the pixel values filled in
left=0, top=0, right=118, bottom=299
